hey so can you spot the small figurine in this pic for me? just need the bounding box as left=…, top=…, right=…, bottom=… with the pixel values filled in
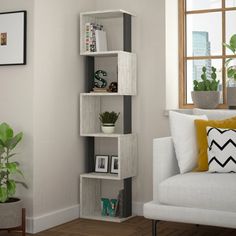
left=108, top=82, right=118, bottom=93
left=94, top=70, right=107, bottom=88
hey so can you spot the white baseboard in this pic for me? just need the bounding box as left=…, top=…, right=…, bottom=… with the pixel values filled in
left=26, top=204, right=80, bottom=234
left=26, top=202, right=144, bottom=234
left=133, top=201, right=144, bottom=216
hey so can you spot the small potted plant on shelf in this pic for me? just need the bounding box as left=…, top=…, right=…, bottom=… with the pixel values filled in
left=99, top=111, right=120, bottom=134
left=191, top=66, right=220, bottom=109
left=223, top=34, right=236, bottom=107
left=0, top=122, right=26, bottom=229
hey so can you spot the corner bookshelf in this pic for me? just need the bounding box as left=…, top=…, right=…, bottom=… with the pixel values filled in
left=80, top=9, right=137, bottom=222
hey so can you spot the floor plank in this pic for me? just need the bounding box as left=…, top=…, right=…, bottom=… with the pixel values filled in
left=1, top=217, right=236, bottom=236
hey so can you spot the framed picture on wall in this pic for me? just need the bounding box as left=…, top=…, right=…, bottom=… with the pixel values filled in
left=110, top=156, right=119, bottom=174
left=95, top=155, right=109, bottom=173
left=0, top=11, right=27, bottom=66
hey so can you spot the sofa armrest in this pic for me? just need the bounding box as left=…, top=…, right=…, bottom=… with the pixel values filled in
left=153, top=137, right=179, bottom=201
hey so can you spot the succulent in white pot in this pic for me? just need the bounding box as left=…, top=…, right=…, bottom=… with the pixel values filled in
left=191, top=66, right=220, bottom=109
left=0, top=123, right=27, bottom=229
left=99, top=111, right=120, bottom=134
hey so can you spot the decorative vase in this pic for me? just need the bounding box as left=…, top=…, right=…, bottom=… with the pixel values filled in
left=191, top=91, right=220, bottom=109
left=101, top=123, right=115, bottom=134
left=0, top=198, right=23, bottom=229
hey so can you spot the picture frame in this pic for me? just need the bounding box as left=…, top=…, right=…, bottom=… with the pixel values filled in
left=95, top=155, right=109, bottom=173
left=0, top=11, right=27, bottom=66
left=110, top=156, right=119, bottom=174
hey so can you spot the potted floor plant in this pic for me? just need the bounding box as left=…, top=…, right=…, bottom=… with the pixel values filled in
left=223, top=34, right=236, bottom=107
left=99, top=111, right=120, bottom=134
left=191, top=66, right=220, bottom=109
left=0, top=122, right=25, bottom=229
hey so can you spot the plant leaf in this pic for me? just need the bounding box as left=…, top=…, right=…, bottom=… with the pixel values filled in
left=0, top=123, right=13, bottom=144
left=5, top=132, right=23, bottom=150
left=15, top=181, right=28, bottom=189
left=7, top=180, right=16, bottom=197
left=230, top=34, right=236, bottom=49
left=227, top=68, right=236, bottom=78
left=223, top=43, right=236, bottom=53
left=0, top=187, right=8, bottom=203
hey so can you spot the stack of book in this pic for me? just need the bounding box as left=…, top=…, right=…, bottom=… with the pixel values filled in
left=85, top=22, right=104, bottom=52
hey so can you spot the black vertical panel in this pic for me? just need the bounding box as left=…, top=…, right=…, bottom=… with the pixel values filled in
left=85, top=137, right=95, bottom=172
left=123, top=13, right=132, bottom=52
left=123, top=178, right=132, bottom=217
left=123, top=13, right=133, bottom=218
left=85, top=56, right=95, bottom=92
left=123, top=96, right=132, bottom=134
left=85, top=57, right=95, bottom=172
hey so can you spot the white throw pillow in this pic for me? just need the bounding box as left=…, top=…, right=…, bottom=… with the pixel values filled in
left=193, top=108, right=236, bottom=120
left=169, top=111, right=208, bottom=173
left=207, top=127, right=236, bottom=173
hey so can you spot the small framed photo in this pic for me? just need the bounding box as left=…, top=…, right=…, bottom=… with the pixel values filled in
left=95, top=155, right=109, bottom=173
left=110, top=156, right=119, bottom=174
left=0, top=11, right=27, bottom=65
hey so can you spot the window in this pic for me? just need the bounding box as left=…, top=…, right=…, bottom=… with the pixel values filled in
left=179, top=0, right=236, bottom=108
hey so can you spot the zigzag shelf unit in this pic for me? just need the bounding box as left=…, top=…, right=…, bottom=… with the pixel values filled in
left=80, top=9, right=137, bottom=222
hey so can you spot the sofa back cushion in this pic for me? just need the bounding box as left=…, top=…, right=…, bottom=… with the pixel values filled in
left=193, top=108, right=236, bottom=120
left=169, top=111, right=208, bottom=173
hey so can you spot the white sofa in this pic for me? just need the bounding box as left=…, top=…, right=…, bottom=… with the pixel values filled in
left=143, top=109, right=236, bottom=236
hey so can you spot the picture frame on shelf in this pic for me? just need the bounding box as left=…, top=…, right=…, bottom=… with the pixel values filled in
left=110, top=156, right=119, bottom=174
left=95, top=155, right=109, bottom=173
left=0, top=11, right=27, bottom=65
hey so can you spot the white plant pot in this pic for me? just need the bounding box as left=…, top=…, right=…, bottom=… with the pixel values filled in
left=0, top=198, right=23, bottom=229
left=101, top=124, right=115, bottom=134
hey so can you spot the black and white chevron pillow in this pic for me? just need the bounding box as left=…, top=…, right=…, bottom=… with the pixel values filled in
left=207, top=127, right=236, bottom=173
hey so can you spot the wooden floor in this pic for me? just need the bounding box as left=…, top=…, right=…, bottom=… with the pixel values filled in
left=1, top=217, right=236, bottom=236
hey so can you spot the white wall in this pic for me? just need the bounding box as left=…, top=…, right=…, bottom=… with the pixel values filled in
left=0, top=0, right=95, bottom=233
left=95, top=0, right=169, bottom=205
left=32, top=0, right=95, bottom=232
left=165, top=0, right=179, bottom=109
left=0, top=0, right=35, bottom=217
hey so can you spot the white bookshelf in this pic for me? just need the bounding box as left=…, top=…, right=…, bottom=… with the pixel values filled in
left=80, top=9, right=136, bottom=222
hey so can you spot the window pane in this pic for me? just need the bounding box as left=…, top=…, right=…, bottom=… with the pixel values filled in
left=187, top=13, right=222, bottom=56
left=186, top=0, right=221, bottom=11
left=186, top=59, right=223, bottom=103
left=226, top=0, right=236, bottom=7
left=226, top=11, right=236, bottom=55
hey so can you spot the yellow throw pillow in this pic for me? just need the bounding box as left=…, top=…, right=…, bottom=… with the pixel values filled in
left=194, top=116, right=236, bottom=171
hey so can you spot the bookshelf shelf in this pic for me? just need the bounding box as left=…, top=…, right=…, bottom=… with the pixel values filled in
left=80, top=9, right=136, bottom=222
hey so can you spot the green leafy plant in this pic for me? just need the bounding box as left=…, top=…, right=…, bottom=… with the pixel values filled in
left=99, top=111, right=120, bottom=125
left=0, top=123, right=25, bottom=203
left=223, top=34, right=236, bottom=80
left=193, top=66, right=219, bottom=91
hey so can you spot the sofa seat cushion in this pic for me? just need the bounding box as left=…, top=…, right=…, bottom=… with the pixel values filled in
left=159, top=172, right=236, bottom=212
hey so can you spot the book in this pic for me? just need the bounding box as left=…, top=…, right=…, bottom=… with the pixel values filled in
left=95, top=30, right=107, bottom=52
left=85, top=22, right=104, bottom=52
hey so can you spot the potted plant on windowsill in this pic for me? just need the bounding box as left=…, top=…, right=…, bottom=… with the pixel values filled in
left=99, top=111, right=120, bottom=134
left=0, top=123, right=26, bottom=229
left=191, top=66, right=220, bottom=109
left=223, top=34, right=236, bottom=108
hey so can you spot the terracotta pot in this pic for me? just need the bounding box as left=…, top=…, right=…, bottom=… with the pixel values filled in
left=0, top=198, right=23, bottom=229
left=191, top=91, right=220, bottom=109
